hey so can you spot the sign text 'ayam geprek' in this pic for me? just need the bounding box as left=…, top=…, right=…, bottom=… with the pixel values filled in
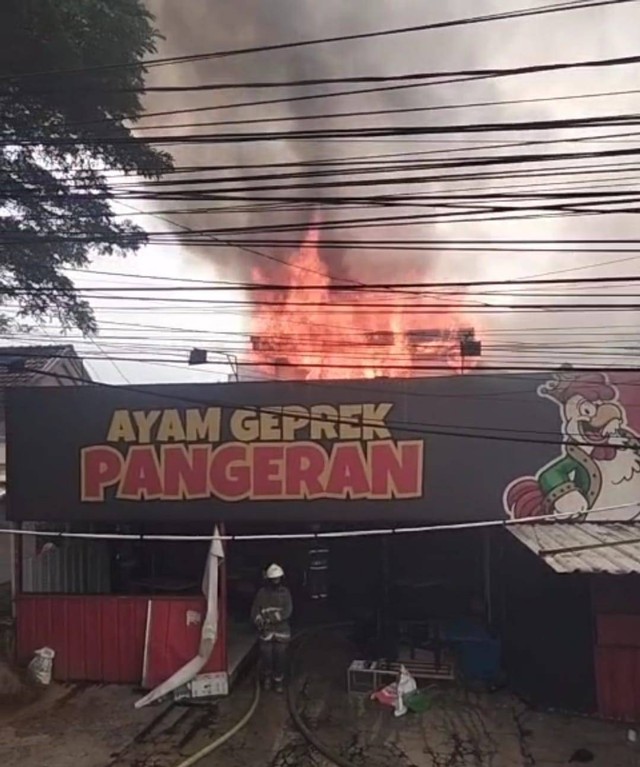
left=80, top=403, right=424, bottom=503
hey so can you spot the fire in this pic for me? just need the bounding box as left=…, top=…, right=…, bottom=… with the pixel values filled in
left=250, top=228, right=476, bottom=381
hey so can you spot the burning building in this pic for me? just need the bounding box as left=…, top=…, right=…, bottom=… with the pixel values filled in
left=9, top=369, right=640, bottom=722
left=246, top=228, right=481, bottom=381
left=238, top=327, right=480, bottom=382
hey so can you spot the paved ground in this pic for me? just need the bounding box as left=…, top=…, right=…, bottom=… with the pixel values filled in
left=0, top=629, right=638, bottom=767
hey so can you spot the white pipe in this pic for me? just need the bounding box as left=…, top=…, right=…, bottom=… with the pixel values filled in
left=0, top=500, right=636, bottom=543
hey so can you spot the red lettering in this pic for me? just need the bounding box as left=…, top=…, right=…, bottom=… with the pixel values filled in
left=370, top=440, right=423, bottom=498
left=81, top=446, right=124, bottom=501
left=210, top=444, right=250, bottom=501
left=80, top=437, right=424, bottom=504
left=285, top=443, right=326, bottom=498
left=325, top=443, right=371, bottom=498
left=162, top=445, right=209, bottom=499
left=118, top=446, right=163, bottom=499
left=252, top=445, right=285, bottom=498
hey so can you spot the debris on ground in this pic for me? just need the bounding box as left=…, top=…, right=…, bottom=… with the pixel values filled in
left=0, top=629, right=636, bottom=766
left=0, top=661, right=24, bottom=698
left=0, top=660, right=35, bottom=704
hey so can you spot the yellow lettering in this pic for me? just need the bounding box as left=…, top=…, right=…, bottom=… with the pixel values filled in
left=310, top=405, right=338, bottom=440
left=230, top=409, right=259, bottom=441
left=156, top=409, right=186, bottom=442
left=362, top=403, right=393, bottom=440
left=185, top=408, right=221, bottom=442
left=132, top=410, right=160, bottom=444
left=281, top=406, right=309, bottom=440
left=260, top=411, right=281, bottom=441
left=339, top=404, right=363, bottom=440
left=107, top=410, right=136, bottom=442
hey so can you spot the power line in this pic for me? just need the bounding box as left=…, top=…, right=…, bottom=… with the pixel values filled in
left=2, top=0, right=627, bottom=82
left=15, top=112, right=640, bottom=148
left=1, top=502, right=637, bottom=543
left=126, top=89, right=640, bottom=132
left=31, top=52, right=640, bottom=97
left=10, top=274, right=640, bottom=295
left=18, top=148, right=640, bottom=208
left=12, top=360, right=640, bottom=450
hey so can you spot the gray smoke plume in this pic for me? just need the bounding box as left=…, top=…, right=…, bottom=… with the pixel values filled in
left=143, top=0, right=504, bottom=283
left=140, top=1, right=640, bottom=373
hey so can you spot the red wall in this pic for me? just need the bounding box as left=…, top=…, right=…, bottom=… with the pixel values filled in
left=142, top=598, right=227, bottom=689
left=593, top=577, right=640, bottom=722
left=16, top=595, right=149, bottom=683
left=16, top=594, right=227, bottom=685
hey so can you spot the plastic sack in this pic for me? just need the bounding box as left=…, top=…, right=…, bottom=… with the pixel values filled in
left=394, top=665, right=417, bottom=717
left=27, top=647, right=55, bottom=686
left=405, top=688, right=434, bottom=714
left=371, top=682, right=398, bottom=707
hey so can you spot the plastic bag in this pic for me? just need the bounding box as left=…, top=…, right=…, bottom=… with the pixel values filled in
left=27, top=647, right=55, bottom=686
left=405, top=688, right=435, bottom=713
left=394, top=665, right=417, bottom=717
left=371, top=682, right=398, bottom=707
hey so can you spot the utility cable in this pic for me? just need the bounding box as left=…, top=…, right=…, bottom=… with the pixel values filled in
left=2, top=502, right=639, bottom=543
left=1, top=0, right=627, bottom=82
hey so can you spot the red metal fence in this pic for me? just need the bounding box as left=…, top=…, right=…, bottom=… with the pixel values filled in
left=141, top=598, right=227, bottom=689
left=16, top=593, right=228, bottom=685
left=593, top=578, right=640, bottom=722
left=595, top=614, right=640, bottom=722
left=16, top=595, right=149, bottom=683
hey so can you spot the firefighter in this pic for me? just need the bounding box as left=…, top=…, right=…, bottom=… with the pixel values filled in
left=251, top=563, right=293, bottom=692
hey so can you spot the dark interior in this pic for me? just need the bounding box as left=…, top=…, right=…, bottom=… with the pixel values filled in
left=499, top=530, right=597, bottom=713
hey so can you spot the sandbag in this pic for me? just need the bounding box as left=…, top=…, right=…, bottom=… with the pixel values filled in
left=394, top=665, right=417, bottom=717
left=27, top=647, right=55, bottom=686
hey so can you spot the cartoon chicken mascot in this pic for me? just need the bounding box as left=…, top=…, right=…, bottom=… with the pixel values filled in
left=504, top=370, right=640, bottom=521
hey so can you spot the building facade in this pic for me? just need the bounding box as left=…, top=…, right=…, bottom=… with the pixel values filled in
left=0, top=345, right=91, bottom=591
left=5, top=368, right=640, bottom=719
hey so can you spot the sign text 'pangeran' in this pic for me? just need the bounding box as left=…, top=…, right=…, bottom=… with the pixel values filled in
left=80, top=403, right=424, bottom=503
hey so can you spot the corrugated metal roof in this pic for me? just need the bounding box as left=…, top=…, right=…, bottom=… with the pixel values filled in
left=508, top=522, right=640, bottom=574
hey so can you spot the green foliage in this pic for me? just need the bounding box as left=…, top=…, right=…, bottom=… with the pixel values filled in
left=0, top=0, right=173, bottom=332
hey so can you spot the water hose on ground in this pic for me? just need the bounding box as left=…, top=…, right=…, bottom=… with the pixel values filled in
left=171, top=675, right=260, bottom=767
left=286, top=623, right=357, bottom=767
left=171, top=623, right=353, bottom=767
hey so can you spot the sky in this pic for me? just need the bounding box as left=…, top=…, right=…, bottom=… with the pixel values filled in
left=10, top=0, right=640, bottom=383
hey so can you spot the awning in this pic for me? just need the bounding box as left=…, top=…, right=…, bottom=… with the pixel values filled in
left=508, top=522, right=640, bottom=575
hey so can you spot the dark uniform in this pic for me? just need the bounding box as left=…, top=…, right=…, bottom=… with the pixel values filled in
left=251, top=581, right=293, bottom=690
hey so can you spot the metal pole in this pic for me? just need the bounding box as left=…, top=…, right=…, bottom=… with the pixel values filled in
left=228, top=354, right=239, bottom=382
left=380, top=535, right=391, bottom=657
left=483, top=529, right=492, bottom=626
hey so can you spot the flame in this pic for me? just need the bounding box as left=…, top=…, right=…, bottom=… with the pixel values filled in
left=250, top=228, right=476, bottom=381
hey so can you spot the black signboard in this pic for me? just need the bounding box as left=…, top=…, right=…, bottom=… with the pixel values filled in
left=6, top=373, right=556, bottom=523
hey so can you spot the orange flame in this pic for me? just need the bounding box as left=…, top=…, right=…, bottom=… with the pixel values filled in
left=250, top=229, right=476, bottom=381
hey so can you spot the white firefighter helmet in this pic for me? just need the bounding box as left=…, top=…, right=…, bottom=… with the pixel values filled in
left=265, top=563, right=284, bottom=580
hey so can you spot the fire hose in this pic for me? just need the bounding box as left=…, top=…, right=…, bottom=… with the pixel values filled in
left=286, top=623, right=357, bottom=767
left=171, top=674, right=260, bottom=767
left=171, top=623, right=354, bottom=767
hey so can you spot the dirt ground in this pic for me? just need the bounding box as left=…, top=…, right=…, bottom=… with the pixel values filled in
left=0, top=630, right=638, bottom=767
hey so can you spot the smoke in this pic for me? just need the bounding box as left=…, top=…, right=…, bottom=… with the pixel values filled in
left=143, top=0, right=504, bottom=283
left=141, top=1, right=640, bottom=372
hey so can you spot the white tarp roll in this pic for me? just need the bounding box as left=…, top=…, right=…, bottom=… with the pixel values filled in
left=134, top=526, right=224, bottom=709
